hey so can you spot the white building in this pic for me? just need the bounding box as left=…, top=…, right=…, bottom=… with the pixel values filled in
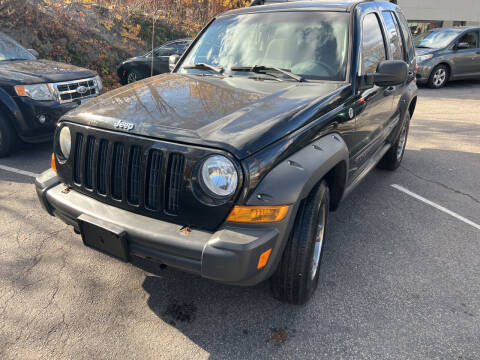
left=397, top=0, right=480, bottom=35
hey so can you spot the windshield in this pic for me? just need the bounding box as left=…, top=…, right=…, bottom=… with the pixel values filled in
left=0, top=34, right=36, bottom=61
left=414, top=30, right=460, bottom=49
left=180, top=11, right=349, bottom=81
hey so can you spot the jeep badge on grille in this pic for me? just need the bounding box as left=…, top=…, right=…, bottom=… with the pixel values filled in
left=114, top=120, right=135, bottom=131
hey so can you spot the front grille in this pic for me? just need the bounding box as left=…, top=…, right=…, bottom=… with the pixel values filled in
left=145, top=150, right=163, bottom=211
left=54, top=78, right=99, bottom=104
left=166, top=153, right=184, bottom=214
left=72, top=134, right=185, bottom=215
left=111, top=143, right=125, bottom=200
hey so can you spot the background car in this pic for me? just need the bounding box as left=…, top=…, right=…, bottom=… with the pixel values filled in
left=414, top=27, right=480, bottom=88
left=117, top=39, right=192, bottom=84
left=0, top=32, right=101, bottom=157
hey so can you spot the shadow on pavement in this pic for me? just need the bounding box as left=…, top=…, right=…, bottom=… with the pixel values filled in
left=0, top=141, right=51, bottom=184
left=418, top=79, right=480, bottom=100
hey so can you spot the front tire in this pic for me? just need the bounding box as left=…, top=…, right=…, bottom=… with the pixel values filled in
left=428, top=64, right=449, bottom=88
left=271, top=181, right=330, bottom=305
left=0, top=114, right=17, bottom=158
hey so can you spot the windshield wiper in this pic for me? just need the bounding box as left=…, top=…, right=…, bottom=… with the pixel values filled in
left=416, top=46, right=432, bottom=49
left=231, top=65, right=304, bottom=82
left=183, top=63, right=224, bottom=75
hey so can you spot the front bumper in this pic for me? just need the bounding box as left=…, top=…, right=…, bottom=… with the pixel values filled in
left=416, top=63, right=435, bottom=84
left=35, top=169, right=294, bottom=286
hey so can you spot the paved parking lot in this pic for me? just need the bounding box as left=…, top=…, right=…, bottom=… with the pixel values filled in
left=1, top=80, right=479, bottom=360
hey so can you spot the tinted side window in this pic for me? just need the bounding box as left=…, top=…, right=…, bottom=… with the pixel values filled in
left=155, top=46, right=174, bottom=56
left=382, top=11, right=404, bottom=60
left=395, top=10, right=415, bottom=61
left=458, top=31, right=479, bottom=48
left=361, top=13, right=387, bottom=74
left=173, top=42, right=189, bottom=55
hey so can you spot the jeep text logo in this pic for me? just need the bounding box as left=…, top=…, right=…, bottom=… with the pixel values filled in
left=114, top=120, right=135, bottom=131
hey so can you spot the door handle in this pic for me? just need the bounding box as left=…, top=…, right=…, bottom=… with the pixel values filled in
left=384, top=86, right=395, bottom=96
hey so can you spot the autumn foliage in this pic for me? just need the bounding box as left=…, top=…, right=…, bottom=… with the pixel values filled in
left=0, top=0, right=249, bottom=88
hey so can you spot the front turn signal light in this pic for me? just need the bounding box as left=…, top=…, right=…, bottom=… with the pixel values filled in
left=226, top=205, right=289, bottom=223
left=14, top=85, right=26, bottom=96
left=51, top=153, right=57, bottom=172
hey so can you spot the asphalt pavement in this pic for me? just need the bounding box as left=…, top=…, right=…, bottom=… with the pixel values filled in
left=1, top=80, right=479, bottom=360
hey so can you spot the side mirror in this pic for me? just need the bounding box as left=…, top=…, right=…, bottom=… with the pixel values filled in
left=456, top=42, right=470, bottom=50
left=28, top=49, right=39, bottom=58
left=363, top=60, right=408, bottom=88
left=169, top=54, right=180, bottom=71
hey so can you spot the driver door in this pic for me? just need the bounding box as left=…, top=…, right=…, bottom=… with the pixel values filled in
left=451, top=30, right=480, bottom=77
left=351, top=12, right=394, bottom=172
left=153, top=46, right=175, bottom=74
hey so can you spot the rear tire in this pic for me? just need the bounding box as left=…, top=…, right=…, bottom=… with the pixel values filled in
left=378, top=113, right=410, bottom=170
left=428, top=64, right=449, bottom=88
left=271, top=181, right=329, bottom=305
left=126, top=69, right=144, bottom=84
left=0, top=114, right=17, bottom=158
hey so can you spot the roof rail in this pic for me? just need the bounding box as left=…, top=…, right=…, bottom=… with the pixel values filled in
left=249, top=0, right=397, bottom=7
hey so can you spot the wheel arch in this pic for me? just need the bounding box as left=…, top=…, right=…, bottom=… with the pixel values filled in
left=408, top=96, right=417, bottom=118
left=245, top=132, right=349, bottom=209
left=324, top=160, right=347, bottom=211
left=0, top=88, right=23, bottom=133
left=431, top=62, right=453, bottom=80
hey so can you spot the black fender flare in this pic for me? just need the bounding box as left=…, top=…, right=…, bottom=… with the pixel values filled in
left=0, top=88, right=24, bottom=132
left=391, top=81, right=417, bottom=142
left=246, top=132, right=349, bottom=206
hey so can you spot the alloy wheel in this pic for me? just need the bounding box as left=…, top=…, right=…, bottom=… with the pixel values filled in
left=310, top=200, right=327, bottom=282
left=433, top=68, right=446, bottom=87
left=127, top=72, right=137, bottom=84
left=396, top=124, right=408, bottom=161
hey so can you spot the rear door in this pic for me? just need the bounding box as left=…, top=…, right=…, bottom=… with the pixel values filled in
left=352, top=12, right=394, bottom=171
left=451, top=30, right=480, bottom=77
left=381, top=10, right=406, bottom=112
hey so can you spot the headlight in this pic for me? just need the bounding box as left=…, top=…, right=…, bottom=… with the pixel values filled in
left=58, top=126, right=71, bottom=159
left=200, top=155, right=238, bottom=197
left=416, top=54, right=433, bottom=63
left=94, top=75, right=103, bottom=92
left=14, top=84, right=55, bottom=101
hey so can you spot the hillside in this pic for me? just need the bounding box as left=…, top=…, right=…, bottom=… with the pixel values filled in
left=0, top=0, right=194, bottom=88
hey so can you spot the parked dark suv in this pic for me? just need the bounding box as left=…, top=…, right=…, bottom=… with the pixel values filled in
left=0, top=33, right=102, bottom=157
left=117, top=39, right=192, bottom=84
left=36, top=0, right=417, bottom=304
left=415, top=27, right=480, bottom=88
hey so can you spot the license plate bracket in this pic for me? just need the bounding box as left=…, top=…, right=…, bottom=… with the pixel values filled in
left=78, top=214, right=128, bottom=262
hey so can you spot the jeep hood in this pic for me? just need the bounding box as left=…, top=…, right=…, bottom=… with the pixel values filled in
left=0, top=59, right=96, bottom=84
left=64, top=74, right=349, bottom=159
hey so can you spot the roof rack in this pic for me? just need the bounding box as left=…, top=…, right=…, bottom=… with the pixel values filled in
left=249, top=0, right=397, bottom=7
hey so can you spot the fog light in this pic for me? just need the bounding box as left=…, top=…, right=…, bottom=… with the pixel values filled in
left=37, top=114, right=47, bottom=124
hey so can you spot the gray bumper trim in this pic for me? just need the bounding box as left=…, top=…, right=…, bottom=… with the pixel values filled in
left=35, top=170, right=291, bottom=285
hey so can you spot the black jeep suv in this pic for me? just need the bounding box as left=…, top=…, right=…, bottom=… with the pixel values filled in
left=36, top=0, right=417, bottom=304
left=0, top=32, right=102, bottom=157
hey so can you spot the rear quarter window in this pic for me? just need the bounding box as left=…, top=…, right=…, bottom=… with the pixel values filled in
left=382, top=11, right=406, bottom=61
left=395, top=10, right=415, bottom=61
